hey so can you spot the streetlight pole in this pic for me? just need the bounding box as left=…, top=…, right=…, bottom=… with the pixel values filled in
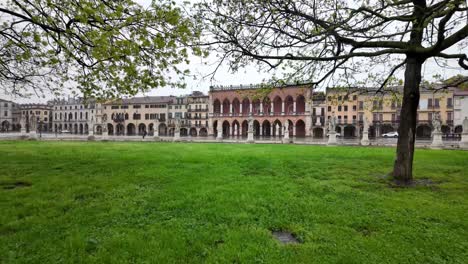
left=39, top=119, right=43, bottom=138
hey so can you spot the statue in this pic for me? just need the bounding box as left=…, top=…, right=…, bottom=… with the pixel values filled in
left=432, top=112, right=441, bottom=133
left=328, top=112, right=337, bottom=133
left=20, top=115, right=26, bottom=128
left=276, top=123, right=280, bottom=136
left=463, top=117, right=468, bottom=134
left=282, top=120, right=291, bottom=143
left=284, top=121, right=289, bottom=134
left=246, top=115, right=254, bottom=143
left=248, top=115, right=254, bottom=132
left=363, top=116, right=369, bottom=131
left=174, top=118, right=181, bottom=133
left=361, top=116, right=370, bottom=146
left=29, top=113, right=37, bottom=132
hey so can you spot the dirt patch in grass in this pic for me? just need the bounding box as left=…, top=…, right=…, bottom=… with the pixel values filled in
left=389, top=178, right=440, bottom=189
left=271, top=231, right=301, bottom=244
left=1, top=180, right=32, bottom=190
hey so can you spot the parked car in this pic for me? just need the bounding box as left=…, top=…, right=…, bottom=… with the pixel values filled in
left=61, top=130, right=71, bottom=134
left=382, top=131, right=398, bottom=138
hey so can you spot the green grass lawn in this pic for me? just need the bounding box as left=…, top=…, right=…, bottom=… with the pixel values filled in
left=0, top=141, right=467, bottom=263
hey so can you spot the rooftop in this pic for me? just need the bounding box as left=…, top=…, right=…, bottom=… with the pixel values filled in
left=209, top=83, right=310, bottom=91
left=105, top=96, right=176, bottom=105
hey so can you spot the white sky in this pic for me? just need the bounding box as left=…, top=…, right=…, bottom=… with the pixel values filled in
left=1, top=0, right=466, bottom=103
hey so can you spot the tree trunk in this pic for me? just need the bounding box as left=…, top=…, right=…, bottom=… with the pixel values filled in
left=393, top=57, right=423, bottom=184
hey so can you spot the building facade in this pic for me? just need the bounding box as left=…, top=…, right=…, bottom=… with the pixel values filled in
left=0, top=99, right=19, bottom=132
left=167, top=96, right=189, bottom=136
left=1, top=84, right=465, bottom=139
left=208, top=84, right=313, bottom=138
left=51, top=98, right=97, bottom=134
left=186, top=91, right=209, bottom=137
left=354, top=87, right=456, bottom=139
left=19, top=104, right=53, bottom=132
left=327, top=89, right=360, bottom=138
left=454, top=90, right=468, bottom=133
left=102, top=96, right=174, bottom=136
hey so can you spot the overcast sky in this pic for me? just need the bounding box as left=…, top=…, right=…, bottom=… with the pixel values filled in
left=1, top=0, right=466, bottom=103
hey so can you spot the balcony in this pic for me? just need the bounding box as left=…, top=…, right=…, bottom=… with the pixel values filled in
left=187, top=108, right=208, bottom=112
left=210, top=111, right=310, bottom=117
left=187, top=116, right=207, bottom=120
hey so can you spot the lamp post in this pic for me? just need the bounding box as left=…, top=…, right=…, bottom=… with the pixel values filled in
left=39, top=119, right=43, bottom=138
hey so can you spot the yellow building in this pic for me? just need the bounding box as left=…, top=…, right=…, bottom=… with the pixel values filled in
left=327, top=86, right=456, bottom=138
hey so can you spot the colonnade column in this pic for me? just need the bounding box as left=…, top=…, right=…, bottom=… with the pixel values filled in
left=293, top=125, right=296, bottom=137
left=240, top=104, right=243, bottom=115
left=260, top=102, right=263, bottom=115
left=249, top=103, right=252, bottom=114
left=229, top=103, right=233, bottom=116
left=281, top=102, right=285, bottom=115
left=270, top=126, right=273, bottom=136
left=293, top=101, right=296, bottom=114
left=270, top=102, right=274, bottom=115
left=220, top=104, right=224, bottom=115
left=259, top=124, right=263, bottom=136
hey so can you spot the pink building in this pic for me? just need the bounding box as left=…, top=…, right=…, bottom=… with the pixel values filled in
left=208, top=84, right=315, bottom=138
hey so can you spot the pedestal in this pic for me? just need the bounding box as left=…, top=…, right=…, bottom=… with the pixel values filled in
left=282, top=132, right=292, bottom=144
left=20, top=128, right=26, bottom=136
left=327, top=132, right=337, bottom=145
left=28, top=131, right=38, bottom=140
left=153, top=131, right=160, bottom=141
left=246, top=131, right=254, bottom=143
left=173, top=132, right=181, bottom=142
left=87, top=129, right=95, bottom=141
left=459, top=133, right=468, bottom=150
left=216, top=133, right=223, bottom=142
left=430, top=132, right=444, bottom=148
left=101, top=131, right=109, bottom=141
left=360, top=131, right=370, bottom=146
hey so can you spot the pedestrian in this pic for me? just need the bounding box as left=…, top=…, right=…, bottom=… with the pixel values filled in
left=143, top=130, right=147, bottom=139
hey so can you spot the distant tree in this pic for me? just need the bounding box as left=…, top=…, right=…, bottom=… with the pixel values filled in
left=0, top=0, right=203, bottom=99
left=198, top=0, right=468, bottom=184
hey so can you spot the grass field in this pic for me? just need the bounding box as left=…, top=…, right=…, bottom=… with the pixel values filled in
left=0, top=141, right=467, bottom=263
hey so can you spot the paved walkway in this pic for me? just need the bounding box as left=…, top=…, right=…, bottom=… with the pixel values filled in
left=0, top=132, right=464, bottom=149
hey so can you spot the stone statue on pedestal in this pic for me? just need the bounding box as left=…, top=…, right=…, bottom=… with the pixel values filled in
left=361, top=117, right=370, bottom=146
left=174, top=118, right=181, bottom=133
left=29, top=113, right=37, bottom=132
left=153, top=120, right=160, bottom=140
left=327, top=112, right=337, bottom=145
left=328, top=112, right=337, bottom=133
left=432, top=112, right=441, bottom=133
left=246, top=115, right=254, bottom=143
left=173, top=118, right=181, bottom=142
left=363, top=117, right=369, bottom=131
left=282, top=121, right=291, bottom=143
left=460, top=117, right=468, bottom=149
left=20, top=115, right=26, bottom=134
left=248, top=115, right=254, bottom=132
left=430, top=112, right=443, bottom=148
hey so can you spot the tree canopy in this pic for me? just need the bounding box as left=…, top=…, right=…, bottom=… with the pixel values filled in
left=0, top=0, right=203, bottom=99
left=197, top=0, right=467, bottom=89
